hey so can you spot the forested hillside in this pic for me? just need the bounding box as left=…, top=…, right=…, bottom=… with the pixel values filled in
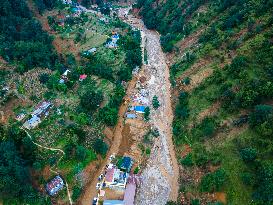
left=0, top=0, right=58, bottom=73
left=136, top=0, right=273, bottom=204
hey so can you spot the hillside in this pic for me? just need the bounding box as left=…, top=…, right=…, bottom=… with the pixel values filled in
left=136, top=0, right=273, bottom=204
left=0, top=1, right=142, bottom=204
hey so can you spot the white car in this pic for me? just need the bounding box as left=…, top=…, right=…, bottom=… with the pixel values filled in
left=109, top=154, right=115, bottom=161
left=96, top=183, right=101, bottom=190
left=98, top=174, right=103, bottom=181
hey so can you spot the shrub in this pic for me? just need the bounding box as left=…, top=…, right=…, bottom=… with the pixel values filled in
left=180, top=153, right=194, bottom=167
left=240, top=147, right=257, bottom=163
left=72, top=186, right=82, bottom=201
left=240, top=172, right=255, bottom=186
left=134, top=166, right=140, bottom=174
left=191, top=199, right=200, bottom=205
left=200, top=168, right=227, bottom=192
left=145, top=148, right=151, bottom=155
left=193, top=117, right=218, bottom=139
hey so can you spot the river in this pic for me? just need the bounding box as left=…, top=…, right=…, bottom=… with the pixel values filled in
left=119, top=7, right=179, bottom=205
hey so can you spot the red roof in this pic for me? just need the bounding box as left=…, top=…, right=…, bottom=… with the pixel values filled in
left=79, top=74, right=87, bottom=80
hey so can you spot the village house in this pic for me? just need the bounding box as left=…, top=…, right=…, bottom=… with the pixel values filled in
left=23, top=115, right=41, bottom=130
left=105, top=166, right=128, bottom=190
left=60, top=69, right=70, bottom=83
left=32, top=101, right=52, bottom=116
left=71, top=7, right=82, bottom=17
left=125, top=113, right=137, bottom=119
left=79, top=74, right=87, bottom=81
left=82, top=47, right=96, bottom=57
left=46, top=175, right=64, bottom=196
left=106, top=32, right=120, bottom=48
left=23, top=101, right=52, bottom=130
left=55, top=14, right=66, bottom=27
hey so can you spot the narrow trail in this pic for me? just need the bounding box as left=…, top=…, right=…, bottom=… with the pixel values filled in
left=21, top=128, right=73, bottom=205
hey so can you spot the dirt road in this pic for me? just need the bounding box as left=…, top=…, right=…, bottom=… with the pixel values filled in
left=79, top=6, right=179, bottom=205
left=119, top=8, right=179, bottom=205
left=78, top=77, right=138, bottom=205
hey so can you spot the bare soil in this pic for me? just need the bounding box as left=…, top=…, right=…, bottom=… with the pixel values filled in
left=27, top=0, right=80, bottom=60
left=78, top=77, right=138, bottom=205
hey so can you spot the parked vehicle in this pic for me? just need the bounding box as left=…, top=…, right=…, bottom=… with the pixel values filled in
left=96, top=183, right=101, bottom=190
left=92, top=197, right=98, bottom=205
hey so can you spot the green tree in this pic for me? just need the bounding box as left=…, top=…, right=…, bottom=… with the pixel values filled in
left=144, top=107, right=150, bottom=121
left=81, top=0, right=91, bottom=8
left=200, top=168, right=227, bottom=193
left=191, top=199, right=200, bottom=205
left=72, top=186, right=82, bottom=201
left=253, top=161, right=273, bottom=204
left=249, top=105, right=273, bottom=127
left=180, top=153, right=193, bottom=167
left=0, top=141, right=38, bottom=202
left=80, top=91, right=103, bottom=112
left=92, top=138, right=108, bottom=157
left=39, top=73, right=50, bottom=84
left=76, top=146, right=87, bottom=160
left=182, top=77, right=191, bottom=85
left=99, top=106, right=118, bottom=126
left=152, top=96, right=160, bottom=109
left=165, top=201, right=178, bottom=205
left=240, top=147, right=257, bottom=163
left=75, top=113, right=89, bottom=125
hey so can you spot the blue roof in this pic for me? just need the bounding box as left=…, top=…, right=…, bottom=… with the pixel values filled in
left=120, top=156, right=133, bottom=172
left=103, top=200, right=124, bottom=205
left=112, top=34, right=119, bottom=39
left=134, top=106, right=146, bottom=112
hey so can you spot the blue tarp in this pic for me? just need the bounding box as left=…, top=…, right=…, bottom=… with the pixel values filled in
left=103, top=200, right=124, bottom=205
left=126, top=113, right=137, bottom=119
left=134, top=106, right=146, bottom=113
